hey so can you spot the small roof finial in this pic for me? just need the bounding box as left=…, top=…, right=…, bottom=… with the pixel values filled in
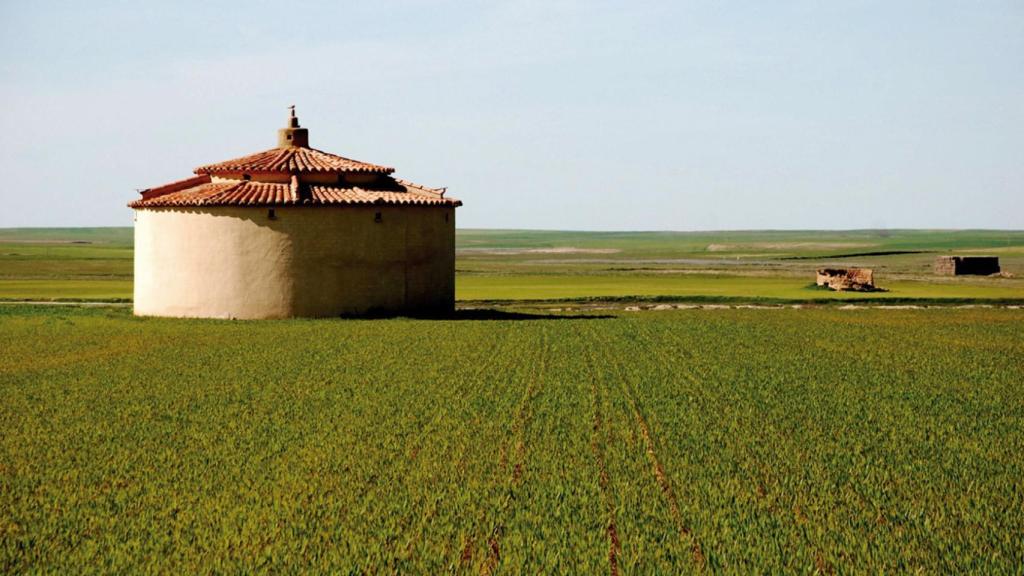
left=279, top=105, right=308, bottom=147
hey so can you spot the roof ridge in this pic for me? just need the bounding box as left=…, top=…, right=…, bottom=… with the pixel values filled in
left=393, top=177, right=446, bottom=197
left=139, top=174, right=211, bottom=201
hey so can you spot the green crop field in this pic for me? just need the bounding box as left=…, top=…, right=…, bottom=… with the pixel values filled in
left=456, top=274, right=1024, bottom=302
left=2, top=304, right=1022, bottom=573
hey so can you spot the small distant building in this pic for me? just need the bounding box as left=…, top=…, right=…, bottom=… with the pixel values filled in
left=934, top=256, right=1000, bottom=276
left=816, top=268, right=876, bottom=292
left=129, top=108, right=461, bottom=319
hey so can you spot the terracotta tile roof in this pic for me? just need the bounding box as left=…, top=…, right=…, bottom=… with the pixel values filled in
left=137, top=174, right=212, bottom=201
left=129, top=177, right=460, bottom=208
left=194, top=147, right=394, bottom=175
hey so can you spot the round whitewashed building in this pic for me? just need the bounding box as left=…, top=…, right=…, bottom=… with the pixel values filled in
left=129, top=108, right=460, bottom=319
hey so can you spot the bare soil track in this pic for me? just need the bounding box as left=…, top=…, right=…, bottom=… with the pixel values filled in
left=585, top=345, right=621, bottom=576
left=400, top=335, right=511, bottom=564
left=478, top=329, right=549, bottom=575
left=591, top=322, right=707, bottom=570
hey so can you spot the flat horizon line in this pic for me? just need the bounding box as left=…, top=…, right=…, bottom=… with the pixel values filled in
left=2, top=225, right=1024, bottom=234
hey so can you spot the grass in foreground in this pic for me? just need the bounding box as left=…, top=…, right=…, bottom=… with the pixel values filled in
left=1, top=305, right=1022, bottom=573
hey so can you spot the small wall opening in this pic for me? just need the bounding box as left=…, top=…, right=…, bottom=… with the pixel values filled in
left=374, top=211, right=382, bottom=223
left=243, top=174, right=252, bottom=181
left=268, top=208, right=277, bottom=220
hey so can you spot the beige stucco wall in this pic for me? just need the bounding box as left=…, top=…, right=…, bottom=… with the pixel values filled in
left=133, top=205, right=455, bottom=319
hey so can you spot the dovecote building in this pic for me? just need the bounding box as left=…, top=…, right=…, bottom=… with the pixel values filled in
left=129, top=108, right=460, bottom=318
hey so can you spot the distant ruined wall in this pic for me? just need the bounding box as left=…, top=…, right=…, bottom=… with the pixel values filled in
left=934, top=256, right=1000, bottom=276
left=816, top=268, right=875, bottom=291
left=134, top=205, right=455, bottom=319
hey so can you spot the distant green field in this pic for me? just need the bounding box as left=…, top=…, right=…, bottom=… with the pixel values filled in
left=0, top=228, right=132, bottom=301
left=3, top=275, right=1022, bottom=304
left=456, top=274, right=1024, bottom=302
left=0, top=280, right=133, bottom=301
left=2, top=305, right=1022, bottom=572
left=1, top=227, right=1022, bottom=303
left=0, top=227, right=133, bottom=245
left=457, top=227, right=1024, bottom=253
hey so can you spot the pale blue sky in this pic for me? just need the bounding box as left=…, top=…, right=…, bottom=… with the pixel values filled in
left=1, top=1, right=1021, bottom=230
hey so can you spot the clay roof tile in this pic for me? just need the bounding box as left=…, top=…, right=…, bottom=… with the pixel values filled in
left=193, top=146, right=394, bottom=175
left=128, top=178, right=461, bottom=209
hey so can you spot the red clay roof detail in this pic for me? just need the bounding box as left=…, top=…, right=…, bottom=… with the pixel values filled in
left=129, top=178, right=461, bottom=208
left=194, top=147, right=394, bottom=175
left=138, top=174, right=212, bottom=201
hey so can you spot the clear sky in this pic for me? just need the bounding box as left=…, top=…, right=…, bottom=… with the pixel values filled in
left=0, top=1, right=1021, bottom=230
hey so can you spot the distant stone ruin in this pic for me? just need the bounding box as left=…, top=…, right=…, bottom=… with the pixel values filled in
left=934, top=256, right=1000, bottom=276
left=816, top=268, right=876, bottom=292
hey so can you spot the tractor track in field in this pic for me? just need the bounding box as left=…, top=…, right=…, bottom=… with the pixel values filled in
left=582, top=337, right=621, bottom=576
left=406, top=331, right=509, bottom=463
left=648, top=323, right=813, bottom=571
left=631, top=399, right=706, bottom=569
left=621, top=378, right=705, bottom=568
left=475, top=328, right=549, bottom=575
left=599, top=323, right=706, bottom=570
left=401, top=332, right=511, bottom=564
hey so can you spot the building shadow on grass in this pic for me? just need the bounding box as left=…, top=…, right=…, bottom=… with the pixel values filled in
left=367, top=308, right=615, bottom=321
